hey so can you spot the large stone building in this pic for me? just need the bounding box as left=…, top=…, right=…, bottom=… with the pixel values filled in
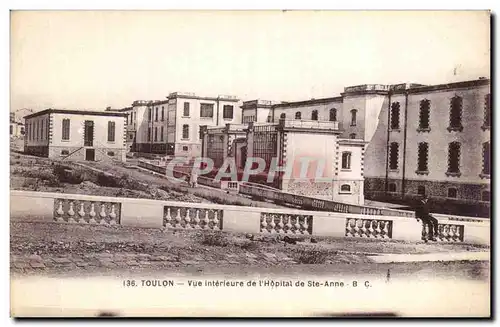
left=201, top=120, right=366, bottom=205
left=24, top=109, right=127, bottom=162
left=363, top=78, right=491, bottom=207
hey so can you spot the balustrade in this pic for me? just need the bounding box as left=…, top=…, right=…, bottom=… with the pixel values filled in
left=163, top=206, right=223, bottom=230
left=54, top=198, right=121, bottom=225
left=260, top=212, right=313, bottom=235
left=345, top=218, right=393, bottom=239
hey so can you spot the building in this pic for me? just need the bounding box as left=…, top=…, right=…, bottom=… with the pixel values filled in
left=201, top=120, right=366, bottom=205
left=24, top=109, right=127, bottom=162
left=165, top=92, right=241, bottom=157
left=10, top=112, right=25, bottom=138
left=363, top=78, right=491, bottom=210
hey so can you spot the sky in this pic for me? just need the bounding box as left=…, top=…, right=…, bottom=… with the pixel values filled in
left=10, top=10, right=490, bottom=114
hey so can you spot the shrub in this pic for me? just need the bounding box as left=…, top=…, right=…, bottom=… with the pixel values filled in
left=238, top=240, right=259, bottom=251
left=53, top=165, right=84, bottom=184
left=96, top=172, right=119, bottom=187
left=200, top=232, right=229, bottom=247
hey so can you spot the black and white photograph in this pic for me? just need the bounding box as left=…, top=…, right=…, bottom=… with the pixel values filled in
left=9, top=9, right=491, bottom=317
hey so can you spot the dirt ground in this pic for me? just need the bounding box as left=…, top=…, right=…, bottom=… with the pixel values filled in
left=10, top=152, right=288, bottom=208
left=10, top=221, right=490, bottom=279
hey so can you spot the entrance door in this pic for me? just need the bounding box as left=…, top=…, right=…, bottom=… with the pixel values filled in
left=85, top=149, right=95, bottom=161
left=84, top=120, right=94, bottom=146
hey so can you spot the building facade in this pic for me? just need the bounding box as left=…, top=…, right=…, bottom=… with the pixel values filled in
left=363, top=78, right=491, bottom=207
left=201, top=120, right=366, bottom=205
left=24, top=109, right=127, bottom=162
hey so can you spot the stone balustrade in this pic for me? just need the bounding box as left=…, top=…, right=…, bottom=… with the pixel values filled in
left=10, top=191, right=489, bottom=246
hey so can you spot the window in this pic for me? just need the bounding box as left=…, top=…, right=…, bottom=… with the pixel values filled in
left=154, top=127, right=158, bottom=142
left=107, top=151, right=115, bottom=156
left=417, top=186, right=426, bottom=196
left=223, top=105, right=234, bottom=119
left=481, top=191, right=490, bottom=202
left=183, top=102, right=190, bottom=117
left=483, top=94, right=491, bottom=128
left=129, top=134, right=134, bottom=140
left=107, top=121, right=116, bottom=142
left=155, top=107, right=158, bottom=121
left=311, top=110, right=318, bottom=121
left=341, top=152, right=351, bottom=170
left=389, top=142, right=399, bottom=170
left=418, top=99, right=431, bottom=131
left=417, top=142, right=429, bottom=173
left=448, top=96, right=463, bottom=131
left=447, top=141, right=461, bottom=175
left=160, top=126, right=164, bottom=142
left=295, top=112, right=302, bottom=120
left=448, top=188, right=457, bottom=198
left=349, top=133, right=356, bottom=139
left=62, top=119, right=70, bottom=140
left=147, top=127, right=151, bottom=142
left=9, top=125, right=12, bottom=135
left=200, top=103, right=214, bottom=118
left=350, top=109, right=357, bottom=126
left=482, top=142, right=490, bottom=176
left=280, top=113, right=286, bottom=119
left=329, top=108, right=337, bottom=122
left=61, top=150, right=69, bottom=155
left=182, top=146, right=189, bottom=152
left=161, top=106, right=165, bottom=121
left=41, top=120, right=44, bottom=139
left=148, top=108, right=152, bottom=121
left=388, top=183, right=397, bottom=192
left=340, top=184, right=351, bottom=192
left=182, top=124, right=189, bottom=139
left=390, top=102, right=400, bottom=130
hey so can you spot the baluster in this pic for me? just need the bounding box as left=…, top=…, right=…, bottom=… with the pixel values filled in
left=185, top=208, right=191, bottom=229
left=78, top=203, right=86, bottom=218
left=203, top=210, right=210, bottom=229
left=294, top=216, right=300, bottom=232
left=67, top=202, right=76, bottom=223
left=269, top=214, right=276, bottom=233
left=302, top=217, right=309, bottom=235
left=56, top=200, right=64, bottom=217
left=194, top=210, right=201, bottom=228
left=175, top=208, right=182, bottom=226
left=109, top=204, right=117, bottom=220
left=277, top=215, right=284, bottom=233
left=261, top=213, right=268, bottom=232
left=164, top=207, right=172, bottom=227
left=99, top=204, right=107, bottom=224
left=285, top=215, right=293, bottom=234
left=213, top=210, right=219, bottom=230
left=89, top=203, right=97, bottom=224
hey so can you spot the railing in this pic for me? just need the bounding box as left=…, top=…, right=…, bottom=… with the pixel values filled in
left=10, top=190, right=490, bottom=245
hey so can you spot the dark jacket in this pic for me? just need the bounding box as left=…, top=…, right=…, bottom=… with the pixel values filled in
left=415, top=199, right=431, bottom=219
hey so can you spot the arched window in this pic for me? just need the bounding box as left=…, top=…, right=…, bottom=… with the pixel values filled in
left=389, top=142, right=399, bottom=170
left=280, top=113, right=286, bottom=119
left=340, top=184, right=351, bottom=192
left=447, top=188, right=457, bottom=198
left=311, top=110, right=318, bottom=121
left=417, top=142, right=429, bottom=172
left=447, top=141, right=461, bottom=174
left=419, top=99, right=430, bottom=130
left=295, top=112, right=302, bottom=120
left=349, top=133, right=356, bottom=139
left=182, top=124, right=189, bottom=139
left=350, top=109, right=357, bottom=126
left=329, top=108, right=337, bottom=122
left=390, top=102, right=400, bottom=129
left=448, top=95, right=463, bottom=131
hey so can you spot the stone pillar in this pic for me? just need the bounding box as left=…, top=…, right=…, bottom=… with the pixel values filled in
left=199, top=125, right=208, bottom=157
left=246, top=122, right=255, bottom=158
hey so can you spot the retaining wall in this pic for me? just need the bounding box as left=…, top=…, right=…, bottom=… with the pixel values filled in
left=10, top=191, right=490, bottom=246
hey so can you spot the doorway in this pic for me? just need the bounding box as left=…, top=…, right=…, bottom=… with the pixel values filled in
left=84, top=120, right=94, bottom=146
left=85, top=149, right=95, bottom=161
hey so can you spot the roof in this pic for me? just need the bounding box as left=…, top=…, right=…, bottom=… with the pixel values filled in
left=24, top=109, right=128, bottom=119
